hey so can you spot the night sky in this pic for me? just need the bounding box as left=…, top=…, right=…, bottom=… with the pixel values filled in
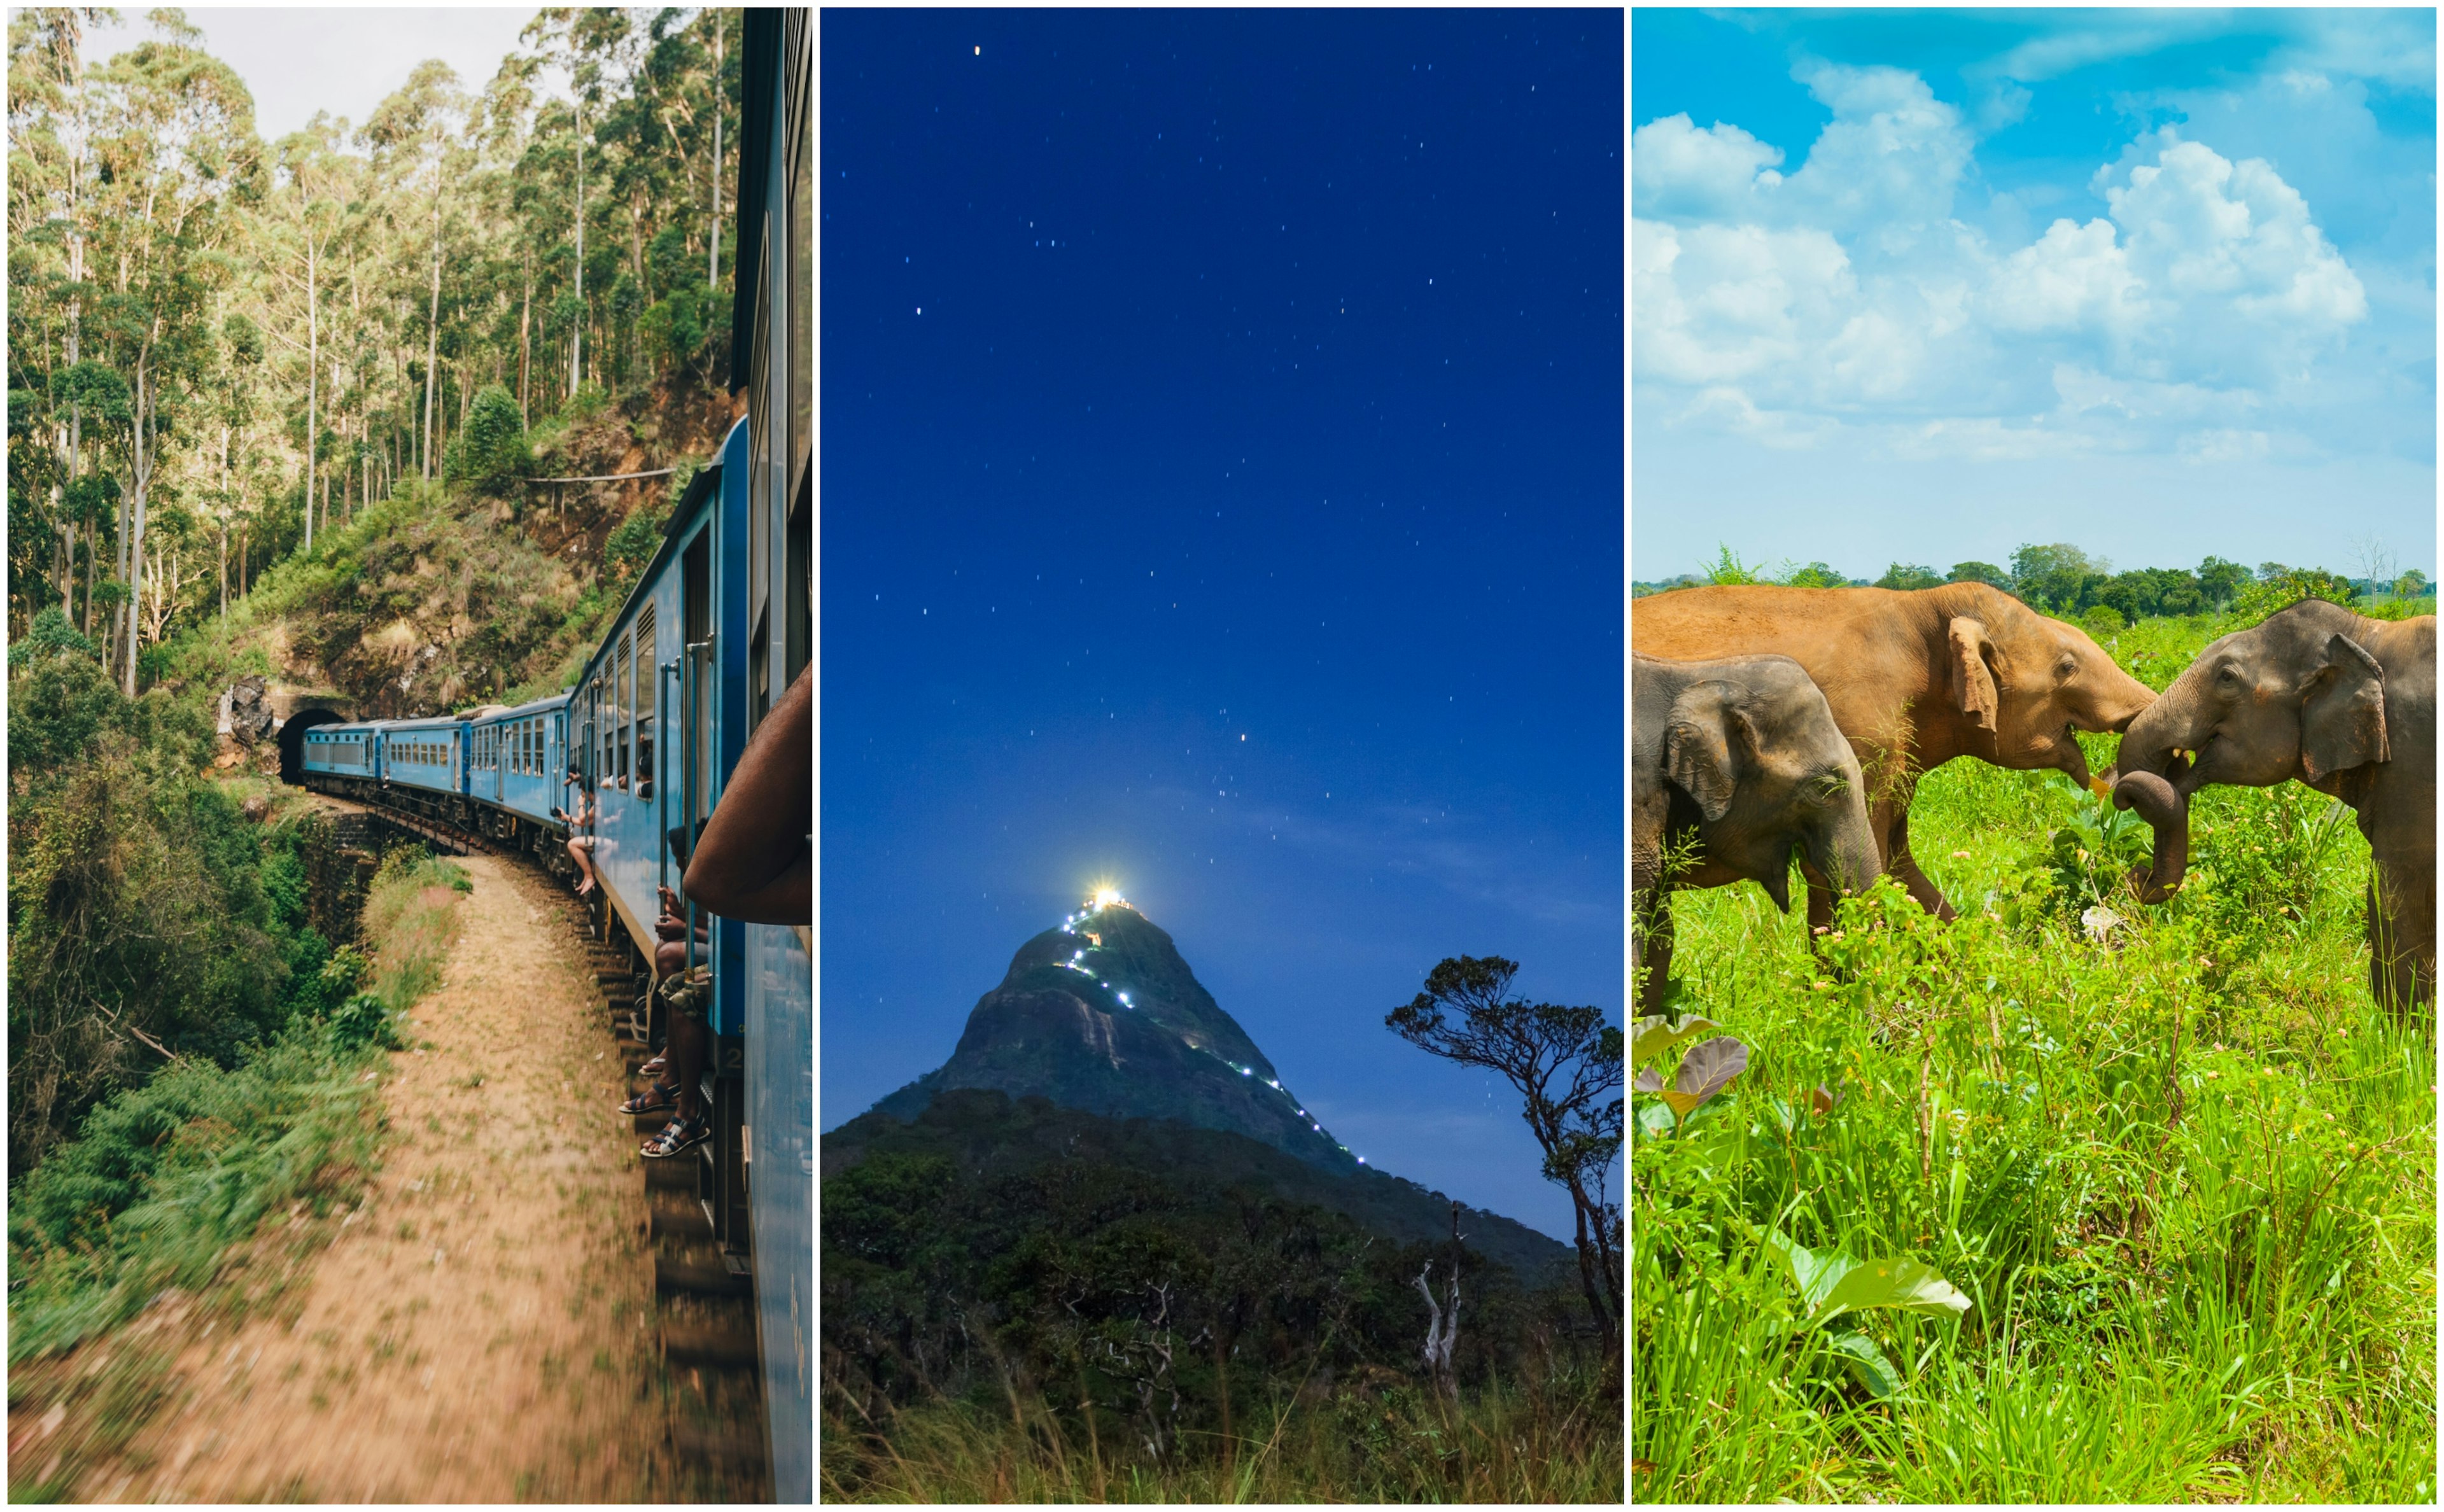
left=820, top=9, right=1622, bottom=1241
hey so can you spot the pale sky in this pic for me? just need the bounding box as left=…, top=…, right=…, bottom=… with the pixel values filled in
left=76, top=7, right=550, bottom=144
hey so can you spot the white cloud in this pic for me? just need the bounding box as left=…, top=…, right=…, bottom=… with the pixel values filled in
left=1632, top=220, right=1858, bottom=388
left=1780, top=63, right=1975, bottom=249
left=1634, top=69, right=2372, bottom=460
left=1630, top=114, right=1783, bottom=222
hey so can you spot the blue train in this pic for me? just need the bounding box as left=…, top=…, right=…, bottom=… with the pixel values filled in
left=293, top=10, right=810, bottom=1495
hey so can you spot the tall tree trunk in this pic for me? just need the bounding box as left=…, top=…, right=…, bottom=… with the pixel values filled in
left=124, top=354, right=152, bottom=697
left=571, top=102, right=585, bottom=395
left=519, top=248, right=532, bottom=428
left=423, top=196, right=440, bottom=480
left=306, top=235, right=318, bottom=550
left=710, top=15, right=722, bottom=290
left=219, top=422, right=230, bottom=621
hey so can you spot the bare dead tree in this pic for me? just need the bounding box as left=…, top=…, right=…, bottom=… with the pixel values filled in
left=1414, top=1259, right=1460, bottom=1401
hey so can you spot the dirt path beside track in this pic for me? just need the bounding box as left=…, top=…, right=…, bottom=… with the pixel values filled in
left=64, top=852, right=751, bottom=1502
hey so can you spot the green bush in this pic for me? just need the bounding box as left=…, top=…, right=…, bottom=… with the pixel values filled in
left=443, top=384, right=528, bottom=485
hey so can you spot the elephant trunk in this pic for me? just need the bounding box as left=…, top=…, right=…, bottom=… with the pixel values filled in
left=2112, top=769, right=2190, bottom=904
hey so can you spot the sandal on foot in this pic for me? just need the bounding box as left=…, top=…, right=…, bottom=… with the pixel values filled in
left=620, top=1081, right=678, bottom=1117
left=640, top=1112, right=710, bottom=1159
left=638, top=1053, right=668, bottom=1078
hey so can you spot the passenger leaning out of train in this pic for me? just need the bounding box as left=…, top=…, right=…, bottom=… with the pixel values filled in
left=683, top=664, right=811, bottom=927
left=627, top=667, right=809, bottom=1161
left=553, top=772, right=601, bottom=898
left=624, top=883, right=714, bottom=1156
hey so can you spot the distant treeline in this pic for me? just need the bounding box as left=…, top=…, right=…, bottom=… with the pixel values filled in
left=1634, top=543, right=2434, bottom=630
left=824, top=1091, right=1602, bottom=1469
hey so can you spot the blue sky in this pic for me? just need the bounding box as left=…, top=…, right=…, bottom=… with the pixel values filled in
left=1633, top=9, right=2436, bottom=582
left=822, top=10, right=1622, bottom=1241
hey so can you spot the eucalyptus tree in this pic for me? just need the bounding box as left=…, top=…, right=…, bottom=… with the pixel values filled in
left=8, top=7, right=109, bottom=633
left=205, top=309, right=260, bottom=617
left=81, top=21, right=260, bottom=692
left=261, top=113, right=356, bottom=550
left=363, top=59, right=466, bottom=482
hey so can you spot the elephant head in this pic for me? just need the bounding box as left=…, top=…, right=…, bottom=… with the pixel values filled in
left=1659, top=657, right=1881, bottom=909
left=2112, top=599, right=2391, bottom=902
left=1944, top=586, right=2158, bottom=792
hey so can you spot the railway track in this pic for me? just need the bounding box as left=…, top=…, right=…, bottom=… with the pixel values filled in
left=301, top=785, right=771, bottom=1479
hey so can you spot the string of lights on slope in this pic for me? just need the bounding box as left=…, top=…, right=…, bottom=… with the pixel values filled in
left=1058, top=886, right=1366, bottom=1166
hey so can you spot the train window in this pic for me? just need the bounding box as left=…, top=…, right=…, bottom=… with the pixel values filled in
left=784, top=462, right=810, bottom=689
left=634, top=603, right=656, bottom=801
left=615, top=633, right=632, bottom=787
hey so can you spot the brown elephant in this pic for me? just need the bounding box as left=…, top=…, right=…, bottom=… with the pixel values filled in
left=2112, top=599, right=2435, bottom=1013
left=1633, top=652, right=1881, bottom=1015
left=1633, top=582, right=2156, bottom=926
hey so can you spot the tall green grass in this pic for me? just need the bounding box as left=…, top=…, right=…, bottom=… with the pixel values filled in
left=1633, top=610, right=2436, bottom=1504
left=6, top=853, right=468, bottom=1366
left=824, top=1367, right=1622, bottom=1503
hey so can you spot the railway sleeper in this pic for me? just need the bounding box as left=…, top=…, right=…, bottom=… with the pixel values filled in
left=660, top=1320, right=758, bottom=1371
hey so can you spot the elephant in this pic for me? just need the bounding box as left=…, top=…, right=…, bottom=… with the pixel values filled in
left=2111, top=598, right=2435, bottom=1013
left=1634, top=582, right=2156, bottom=928
left=1633, top=651, right=1881, bottom=1016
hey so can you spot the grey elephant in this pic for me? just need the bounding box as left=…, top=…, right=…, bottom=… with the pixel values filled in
left=2112, top=598, right=2435, bottom=1012
left=1633, top=652, right=1882, bottom=1016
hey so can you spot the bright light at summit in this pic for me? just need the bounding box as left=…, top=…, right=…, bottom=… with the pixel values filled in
left=1087, top=884, right=1125, bottom=911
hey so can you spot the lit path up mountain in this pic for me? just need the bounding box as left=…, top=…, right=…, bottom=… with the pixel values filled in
left=874, top=893, right=1358, bottom=1171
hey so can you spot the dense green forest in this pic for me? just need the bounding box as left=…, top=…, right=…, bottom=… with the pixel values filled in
left=7, top=4, right=740, bottom=1191
left=823, top=1091, right=1622, bottom=1501
left=7, top=5, right=740, bottom=688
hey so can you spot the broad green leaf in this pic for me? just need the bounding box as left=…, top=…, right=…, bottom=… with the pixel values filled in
left=1657, top=1036, right=1746, bottom=1117
left=1813, top=1255, right=1972, bottom=1325
left=1828, top=1331, right=1902, bottom=1398
left=1636, top=1100, right=1677, bottom=1137
left=1764, top=1230, right=1857, bottom=1315
left=1631, top=1014, right=1721, bottom=1068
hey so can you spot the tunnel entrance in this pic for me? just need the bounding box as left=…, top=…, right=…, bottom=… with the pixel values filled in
left=279, top=707, right=351, bottom=785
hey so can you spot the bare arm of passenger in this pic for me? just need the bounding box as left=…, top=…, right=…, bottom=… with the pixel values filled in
left=682, top=664, right=810, bottom=925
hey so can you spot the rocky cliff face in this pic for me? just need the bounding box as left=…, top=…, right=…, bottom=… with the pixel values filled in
left=872, top=899, right=1358, bottom=1172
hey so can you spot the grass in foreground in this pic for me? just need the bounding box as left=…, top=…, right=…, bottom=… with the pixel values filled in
left=824, top=1368, right=1623, bottom=1504
left=1632, top=610, right=2436, bottom=1503
left=6, top=853, right=467, bottom=1500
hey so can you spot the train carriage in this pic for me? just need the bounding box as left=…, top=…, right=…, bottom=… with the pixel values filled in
left=468, top=693, right=572, bottom=828
left=288, top=11, right=810, bottom=1494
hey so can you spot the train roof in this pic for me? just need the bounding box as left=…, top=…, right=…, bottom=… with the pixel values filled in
left=382, top=713, right=464, bottom=732
left=469, top=691, right=571, bottom=724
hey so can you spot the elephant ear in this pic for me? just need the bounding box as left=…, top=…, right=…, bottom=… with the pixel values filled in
left=1948, top=617, right=2000, bottom=732
left=2300, top=633, right=2388, bottom=781
left=1664, top=684, right=1750, bottom=823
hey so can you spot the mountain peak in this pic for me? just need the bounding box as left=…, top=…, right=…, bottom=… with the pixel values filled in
left=873, top=897, right=1358, bottom=1171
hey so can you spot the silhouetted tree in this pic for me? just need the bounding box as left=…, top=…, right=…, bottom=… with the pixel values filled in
left=1386, top=956, right=1622, bottom=1346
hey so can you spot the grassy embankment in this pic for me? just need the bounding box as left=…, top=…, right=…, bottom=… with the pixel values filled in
left=6, top=850, right=470, bottom=1501
left=824, top=1369, right=1622, bottom=1503
left=1633, top=609, right=2436, bottom=1502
